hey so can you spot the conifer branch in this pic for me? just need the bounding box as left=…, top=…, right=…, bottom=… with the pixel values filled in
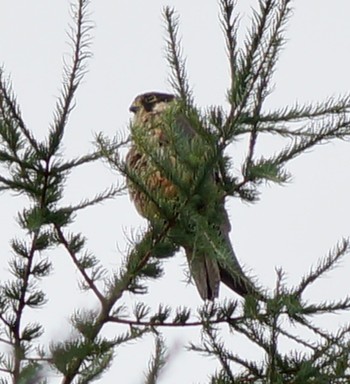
left=219, top=0, right=239, bottom=108
left=8, top=235, right=43, bottom=381
left=108, top=313, right=247, bottom=328
left=54, top=226, right=106, bottom=305
left=225, top=0, right=274, bottom=125
left=277, top=326, right=318, bottom=351
left=144, top=336, right=168, bottom=384
left=205, top=329, right=236, bottom=382
left=60, top=185, right=125, bottom=214
left=53, top=150, right=105, bottom=172
left=49, top=0, right=92, bottom=156
left=0, top=68, right=39, bottom=151
left=275, top=120, right=350, bottom=165
left=51, top=223, right=175, bottom=382
left=260, top=95, right=350, bottom=123
left=266, top=269, right=282, bottom=382
left=242, top=0, right=292, bottom=179
left=163, top=7, right=192, bottom=105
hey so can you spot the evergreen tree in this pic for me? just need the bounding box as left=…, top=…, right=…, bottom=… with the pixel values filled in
left=0, top=0, right=350, bottom=383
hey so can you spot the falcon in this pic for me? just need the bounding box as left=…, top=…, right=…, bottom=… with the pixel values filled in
left=126, top=91, right=259, bottom=300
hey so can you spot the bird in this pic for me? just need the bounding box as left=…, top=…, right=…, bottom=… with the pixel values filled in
left=125, top=91, right=260, bottom=300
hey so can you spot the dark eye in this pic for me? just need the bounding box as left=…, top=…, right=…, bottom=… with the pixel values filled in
left=144, top=95, right=157, bottom=104
left=142, top=95, right=157, bottom=112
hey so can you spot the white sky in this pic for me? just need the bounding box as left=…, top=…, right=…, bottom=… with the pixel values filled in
left=1, top=0, right=350, bottom=383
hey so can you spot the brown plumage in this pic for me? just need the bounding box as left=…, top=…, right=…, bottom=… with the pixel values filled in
left=126, top=91, right=260, bottom=300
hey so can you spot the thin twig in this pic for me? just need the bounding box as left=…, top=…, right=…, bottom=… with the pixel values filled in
left=54, top=224, right=105, bottom=305
left=108, top=314, right=246, bottom=328
left=50, top=0, right=92, bottom=154
left=0, top=69, right=39, bottom=151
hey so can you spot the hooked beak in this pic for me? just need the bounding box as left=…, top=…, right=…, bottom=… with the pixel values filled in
left=129, top=105, right=139, bottom=113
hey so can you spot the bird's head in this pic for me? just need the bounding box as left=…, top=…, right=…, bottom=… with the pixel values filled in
left=129, top=92, right=176, bottom=119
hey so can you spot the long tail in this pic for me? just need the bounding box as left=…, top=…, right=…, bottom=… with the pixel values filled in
left=185, top=248, right=220, bottom=300
left=184, top=207, right=262, bottom=301
left=218, top=208, right=262, bottom=299
left=218, top=248, right=259, bottom=298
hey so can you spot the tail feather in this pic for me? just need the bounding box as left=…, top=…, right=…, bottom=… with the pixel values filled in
left=184, top=207, right=261, bottom=300
left=218, top=209, right=261, bottom=298
left=219, top=264, right=257, bottom=297
left=185, top=249, right=220, bottom=300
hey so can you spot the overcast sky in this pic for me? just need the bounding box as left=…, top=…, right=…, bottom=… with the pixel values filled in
left=1, top=1, right=350, bottom=383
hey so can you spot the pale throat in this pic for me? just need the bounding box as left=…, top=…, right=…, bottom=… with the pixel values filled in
left=133, top=101, right=172, bottom=127
left=152, top=101, right=171, bottom=113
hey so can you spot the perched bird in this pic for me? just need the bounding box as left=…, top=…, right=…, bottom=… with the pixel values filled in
left=126, top=91, right=260, bottom=300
